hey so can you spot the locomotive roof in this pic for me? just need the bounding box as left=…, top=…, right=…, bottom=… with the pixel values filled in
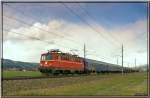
left=41, top=51, right=80, bottom=58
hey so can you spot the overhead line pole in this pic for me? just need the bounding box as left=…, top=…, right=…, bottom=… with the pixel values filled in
left=135, top=58, right=136, bottom=69
left=122, top=44, right=124, bottom=75
left=84, top=43, right=86, bottom=73
left=117, top=57, right=118, bottom=65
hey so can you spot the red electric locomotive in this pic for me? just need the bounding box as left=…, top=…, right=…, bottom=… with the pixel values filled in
left=38, top=49, right=85, bottom=75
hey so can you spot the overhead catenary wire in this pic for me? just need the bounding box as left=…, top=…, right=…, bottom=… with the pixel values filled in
left=4, top=15, right=85, bottom=52
left=4, top=4, right=84, bottom=49
left=61, top=3, right=124, bottom=62
left=4, top=4, right=90, bottom=57
left=61, top=3, right=121, bottom=48
left=4, top=26, right=108, bottom=62
left=77, top=4, right=147, bottom=64
left=4, top=15, right=113, bottom=63
left=4, top=15, right=81, bottom=48
left=4, top=3, right=146, bottom=67
left=85, top=49, right=118, bottom=64
left=3, top=28, right=80, bottom=50
left=5, top=4, right=114, bottom=49
left=87, top=53, right=113, bottom=61
left=61, top=3, right=146, bottom=67
left=77, top=3, right=121, bottom=47
left=4, top=28, right=113, bottom=63
left=3, top=4, right=123, bottom=63
left=4, top=15, right=111, bottom=62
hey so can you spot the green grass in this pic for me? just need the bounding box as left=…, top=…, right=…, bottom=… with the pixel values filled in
left=2, top=72, right=148, bottom=96
left=2, top=70, right=42, bottom=78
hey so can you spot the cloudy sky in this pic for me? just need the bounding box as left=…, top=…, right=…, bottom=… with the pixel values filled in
left=3, top=3, right=148, bottom=67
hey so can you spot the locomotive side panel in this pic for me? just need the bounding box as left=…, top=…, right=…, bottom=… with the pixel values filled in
left=39, top=50, right=85, bottom=74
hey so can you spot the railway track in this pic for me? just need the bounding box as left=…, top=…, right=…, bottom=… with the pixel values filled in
left=2, top=74, right=90, bottom=81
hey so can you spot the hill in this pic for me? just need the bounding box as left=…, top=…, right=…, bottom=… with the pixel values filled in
left=2, top=59, right=39, bottom=71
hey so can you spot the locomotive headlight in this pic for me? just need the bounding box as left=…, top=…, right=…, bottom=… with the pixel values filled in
left=45, top=61, right=48, bottom=65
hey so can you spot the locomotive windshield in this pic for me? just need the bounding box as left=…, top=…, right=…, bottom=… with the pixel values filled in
left=41, top=53, right=52, bottom=60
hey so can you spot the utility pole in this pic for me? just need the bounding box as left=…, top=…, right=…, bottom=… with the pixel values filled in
left=117, top=57, right=118, bottom=65
left=122, top=44, right=124, bottom=75
left=84, top=43, right=86, bottom=73
left=135, top=58, right=136, bottom=69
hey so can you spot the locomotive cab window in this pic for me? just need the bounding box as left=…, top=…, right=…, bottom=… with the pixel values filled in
left=41, top=54, right=52, bottom=60
left=41, top=55, right=46, bottom=60
left=46, top=53, right=52, bottom=60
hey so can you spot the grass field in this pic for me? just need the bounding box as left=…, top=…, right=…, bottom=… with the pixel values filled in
left=2, top=70, right=42, bottom=78
left=2, top=72, right=148, bottom=96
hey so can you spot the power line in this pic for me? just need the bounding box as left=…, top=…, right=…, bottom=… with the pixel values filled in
left=4, top=4, right=121, bottom=63
left=86, top=53, right=114, bottom=63
left=4, top=15, right=85, bottom=51
left=78, top=3, right=147, bottom=57
left=4, top=28, right=110, bottom=62
left=4, top=17, right=112, bottom=63
left=61, top=3, right=120, bottom=48
left=3, top=28, right=80, bottom=50
left=6, top=4, right=89, bottom=54
left=61, top=3, right=123, bottom=63
left=5, top=4, right=116, bottom=49
left=4, top=15, right=112, bottom=63
left=77, top=3, right=121, bottom=47
left=4, top=4, right=85, bottom=49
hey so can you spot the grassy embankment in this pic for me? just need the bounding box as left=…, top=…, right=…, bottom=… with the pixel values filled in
left=2, top=72, right=148, bottom=96
left=2, top=70, right=42, bottom=78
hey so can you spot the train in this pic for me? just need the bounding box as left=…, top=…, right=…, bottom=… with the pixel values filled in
left=38, top=49, right=139, bottom=75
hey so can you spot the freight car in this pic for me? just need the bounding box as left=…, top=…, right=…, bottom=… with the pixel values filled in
left=38, top=49, right=138, bottom=75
